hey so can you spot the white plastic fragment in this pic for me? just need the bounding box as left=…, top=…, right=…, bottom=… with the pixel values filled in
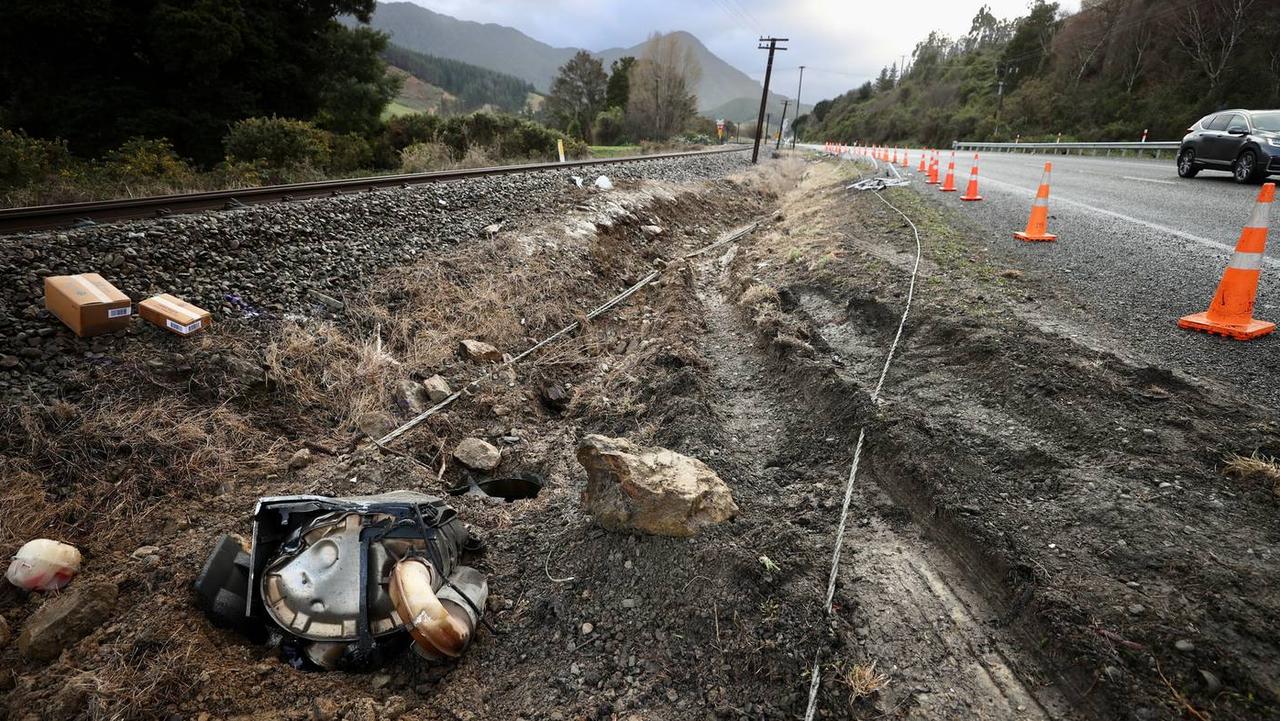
left=593, top=175, right=613, bottom=190
left=6, top=539, right=82, bottom=591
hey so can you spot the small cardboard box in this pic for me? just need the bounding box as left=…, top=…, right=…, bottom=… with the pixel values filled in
left=44, top=273, right=133, bottom=337
left=139, top=293, right=211, bottom=336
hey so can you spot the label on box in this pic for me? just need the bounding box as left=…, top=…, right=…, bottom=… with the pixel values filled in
left=108, top=307, right=132, bottom=318
left=166, top=318, right=203, bottom=334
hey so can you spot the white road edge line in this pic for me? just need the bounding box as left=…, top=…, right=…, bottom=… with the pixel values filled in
left=1121, top=176, right=1177, bottom=185
left=978, top=175, right=1280, bottom=267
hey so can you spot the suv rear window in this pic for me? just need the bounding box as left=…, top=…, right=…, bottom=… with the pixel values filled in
left=1253, top=111, right=1280, bottom=133
left=1207, top=114, right=1231, bottom=131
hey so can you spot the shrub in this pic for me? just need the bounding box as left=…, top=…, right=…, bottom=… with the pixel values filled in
left=224, top=117, right=330, bottom=169
left=0, top=129, right=73, bottom=188
left=592, top=108, right=626, bottom=146
left=326, top=132, right=374, bottom=173
left=102, top=138, right=195, bottom=184
left=400, top=142, right=453, bottom=172
left=384, top=113, right=442, bottom=151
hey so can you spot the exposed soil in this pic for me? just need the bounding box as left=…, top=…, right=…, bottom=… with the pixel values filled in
left=2, top=154, right=1279, bottom=721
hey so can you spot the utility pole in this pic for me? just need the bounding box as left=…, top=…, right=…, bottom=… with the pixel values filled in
left=791, top=65, right=805, bottom=150
left=764, top=112, right=771, bottom=148
left=994, top=67, right=1006, bottom=139
left=752, top=37, right=788, bottom=164
left=775, top=99, right=790, bottom=150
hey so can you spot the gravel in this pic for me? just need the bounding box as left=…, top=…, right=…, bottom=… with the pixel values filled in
left=0, top=151, right=749, bottom=400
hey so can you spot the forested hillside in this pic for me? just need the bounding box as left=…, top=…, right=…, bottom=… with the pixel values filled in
left=382, top=44, right=535, bottom=114
left=804, top=0, right=1280, bottom=146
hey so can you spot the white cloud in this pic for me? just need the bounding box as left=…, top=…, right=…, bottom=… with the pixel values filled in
left=402, top=0, right=1082, bottom=102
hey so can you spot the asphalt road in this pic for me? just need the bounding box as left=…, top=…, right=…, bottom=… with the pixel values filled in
left=828, top=146, right=1280, bottom=407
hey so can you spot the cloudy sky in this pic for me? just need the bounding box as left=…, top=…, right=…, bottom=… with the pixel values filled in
left=404, top=0, right=1082, bottom=102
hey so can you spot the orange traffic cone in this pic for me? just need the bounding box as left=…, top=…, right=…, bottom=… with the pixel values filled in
left=926, top=153, right=940, bottom=185
left=899, top=149, right=909, bottom=169
left=917, top=151, right=927, bottom=173
left=1014, top=162, right=1056, bottom=242
left=1178, top=183, right=1276, bottom=340
left=960, top=154, right=983, bottom=201
left=892, top=148, right=899, bottom=164
left=939, top=153, right=958, bottom=192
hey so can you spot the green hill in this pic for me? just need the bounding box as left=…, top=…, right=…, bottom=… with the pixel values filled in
left=381, top=43, right=535, bottom=115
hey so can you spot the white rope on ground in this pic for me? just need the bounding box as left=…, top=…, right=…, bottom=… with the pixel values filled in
left=801, top=180, right=924, bottom=721
left=376, top=222, right=760, bottom=447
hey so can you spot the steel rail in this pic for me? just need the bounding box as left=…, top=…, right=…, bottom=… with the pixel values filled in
left=0, top=146, right=749, bottom=234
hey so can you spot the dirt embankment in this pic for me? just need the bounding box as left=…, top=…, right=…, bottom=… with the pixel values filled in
left=722, top=158, right=1280, bottom=720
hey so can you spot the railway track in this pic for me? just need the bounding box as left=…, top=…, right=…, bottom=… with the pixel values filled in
left=0, top=146, right=748, bottom=235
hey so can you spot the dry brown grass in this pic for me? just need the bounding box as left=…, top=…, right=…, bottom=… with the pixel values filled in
left=0, top=396, right=284, bottom=555
left=843, top=660, right=889, bottom=702
left=1223, top=451, right=1280, bottom=495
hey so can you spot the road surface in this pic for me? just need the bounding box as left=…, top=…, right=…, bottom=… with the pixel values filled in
left=825, top=146, right=1280, bottom=407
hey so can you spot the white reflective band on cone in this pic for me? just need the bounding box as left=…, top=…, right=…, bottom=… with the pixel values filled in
left=1230, top=252, right=1265, bottom=270
left=1245, top=204, right=1272, bottom=229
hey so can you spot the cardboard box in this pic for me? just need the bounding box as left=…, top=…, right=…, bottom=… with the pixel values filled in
left=44, top=273, right=133, bottom=337
left=139, top=293, right=211, bottom=336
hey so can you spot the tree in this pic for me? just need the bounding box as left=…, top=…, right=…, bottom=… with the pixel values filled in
left=606, top=57, right=636, bottom=111
left=546, top=50, right=608, bottom=142
left=1000, top=0, right=1060, bottom=91
left=0, top=0, right=387, bottom=164
left=626, top=33, right=701, bottom=140
left=1178, top=0, right=1255, bottom=91
left=315, top=26, right=401, bottom=136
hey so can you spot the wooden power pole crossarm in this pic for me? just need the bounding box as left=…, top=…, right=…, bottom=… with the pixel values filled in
left=752, top=37, right=788, bottom=164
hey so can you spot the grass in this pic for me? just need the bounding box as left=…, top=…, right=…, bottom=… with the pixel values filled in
left=381, top=100, right=423, bottom=120
left=1222, top=451, right=1280, bottom=495
left=844, top=661, right=889, bottom=702
left=589, top=145, right=642, bottom=158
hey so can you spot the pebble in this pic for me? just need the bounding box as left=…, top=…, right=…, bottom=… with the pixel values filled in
left=621, top=598, right=637, bottom=609
left=1127, top=604, right=1145, bottom=615
left=1175, top=639, right=1195, bottom=653
left=581, top=622, right=594, bottom=635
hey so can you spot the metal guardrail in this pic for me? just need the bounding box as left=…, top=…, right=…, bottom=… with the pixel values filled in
left=953, top=140, right=1180, bottom=158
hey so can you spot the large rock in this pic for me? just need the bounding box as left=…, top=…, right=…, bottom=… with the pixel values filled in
left=453, top=438, right=501, bottom=471
left=576, top=435, right=738, bottom=537
left=18, top=580, right=119, bottom=661
left=393, top=379, right=431, bottom=414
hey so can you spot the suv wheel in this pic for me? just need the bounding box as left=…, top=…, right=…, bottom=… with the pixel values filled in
left=1177, top=149, right=1199, bottom=178
left=1233, top=150, right=1264, bottom=184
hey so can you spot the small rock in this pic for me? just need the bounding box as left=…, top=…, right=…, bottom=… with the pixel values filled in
left=130, top=545, right=160, bottom=560
left=459, top=339, right=501, bottom=361
left=370, top=674, right=391, bottom=690
left=18, top=580, right=119, bottom=661
left=999, top=269, right=1023, bottom=280
left=621, top=598, right=637, bottom=609
left=1141, top=428, right=1156, bottom=437
left=577, top=434, right=738, bottom=537
left=1175, top=639, right=1195, bottom=653
left=288, top=448, right=313, bottom=472
left=356, top=412, right=395, bottom=440
left=581, top=622, right=594, bottom=635
left=393, top=378, right=431, bottom=414
left=1127, top=604, right=1145, bottom=615
left=640, top=225, right=664, bottom=236
left=453, top=438, right=501, bottom=471
left=483, top=223, right=503, bottom=236
left=422, top=374, right=452, bottom=402
left=0, top=354, right=19, bottom=369
left=0, top=615, right=9, bottom=647
left=311, top=698, right=338, bottom=721
left=1199, top=669, right=1222, bottom=694
left=541, top=383, right=569, bottom=412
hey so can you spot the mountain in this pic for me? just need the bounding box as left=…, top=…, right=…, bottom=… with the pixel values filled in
left=382, top=43, right=536, bottom=114
left=352, top=2, right=802, bottom=119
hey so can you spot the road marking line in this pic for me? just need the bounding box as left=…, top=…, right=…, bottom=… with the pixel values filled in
left=1121, top=176, right=1177, bottom=185
left=978, top=175, right=1279, bottom=267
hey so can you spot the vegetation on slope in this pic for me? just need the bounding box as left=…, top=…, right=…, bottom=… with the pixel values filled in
left=802, top=0, right=1280, bottom=146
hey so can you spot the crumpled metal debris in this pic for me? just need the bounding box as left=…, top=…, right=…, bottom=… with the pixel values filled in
left=194, top=491, right=487, bottom=670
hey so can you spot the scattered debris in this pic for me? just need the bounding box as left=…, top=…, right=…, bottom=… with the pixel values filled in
left=576, top=434, right=738, bottom=537
left=193, top=492, right=487, bottom=670
left=641, top=225, right=665, bottom=236
left=593, top=176, right=613, bottom=191
left=422, top=374, right=452, bottom=402
left=6, top=539, right=81, bottom=591
left=483, top=222, right=503, bottom=236
left=1223, top=451, right=1280, bottom=494
left=452, top=438, right=501, bottom=471
left=459, top=339, right=502, bottom=361
left=139, top=293, right=211, bottom=336
left=540, top=383, right=570, bottom=413
left=18, top=580, right=119, bottom=661
left=759, top=555, right=780, bottom=573
left=999, top=269, right=1024, bottom=280
left=844, top=661, right=889, bottom=702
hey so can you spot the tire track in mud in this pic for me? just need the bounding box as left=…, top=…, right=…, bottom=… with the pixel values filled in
left=692, top=246, right=1072, bottom=720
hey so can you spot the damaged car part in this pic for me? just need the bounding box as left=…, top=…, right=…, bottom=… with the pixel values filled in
left=195, top=491, right=487, bottom=669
